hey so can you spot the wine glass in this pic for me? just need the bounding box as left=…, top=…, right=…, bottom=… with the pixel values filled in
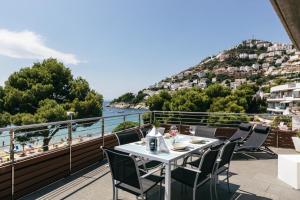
left=170, top=125, right=177, bottom=131
left=189, top=126, right=196, bottom=136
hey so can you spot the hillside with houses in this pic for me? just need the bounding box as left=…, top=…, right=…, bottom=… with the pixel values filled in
left=111, top=39, right=300, bottom=109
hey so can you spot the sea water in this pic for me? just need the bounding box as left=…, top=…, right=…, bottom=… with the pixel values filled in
left=0, top=101, right=147, bottom=150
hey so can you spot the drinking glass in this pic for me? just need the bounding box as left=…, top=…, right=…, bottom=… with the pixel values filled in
left=189, top=126, right=196, bottom=136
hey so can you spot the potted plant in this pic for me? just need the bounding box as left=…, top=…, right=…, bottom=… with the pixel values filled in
left=292, top=130, right=300, bottom=152
left=152, top=120, right=160, bottom=129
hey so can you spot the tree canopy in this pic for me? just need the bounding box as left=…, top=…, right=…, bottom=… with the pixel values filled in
left=0, top=58, right=103, bottom=151
left=146, top=83, right=266, bottom=114
left=169, top=88, right=209, bottom=112
left=111, top=91, right=147, bottom=105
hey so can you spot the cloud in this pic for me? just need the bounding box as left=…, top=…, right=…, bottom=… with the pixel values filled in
left=0, top=29, right=80, bottom=64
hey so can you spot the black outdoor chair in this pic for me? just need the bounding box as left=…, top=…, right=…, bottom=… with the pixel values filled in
left=114, top=129, right=141, bottom=145
left=194, top=126, right=217, bottom=139
left=214, top=140, right=238, bottom=199
left=218, top=123, right=253, bottom=142
left=235, top=124, right=275, bottom=159
left=139, top=125, right=153, bottom=138
left=172, top=147, right=221, bottom=200
left=183, top=142, right=224, bottom=169
left=103, top=147, right=164, bottom=200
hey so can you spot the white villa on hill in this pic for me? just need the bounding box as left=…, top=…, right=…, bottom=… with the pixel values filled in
left=267, top=83, right=300, bottom=115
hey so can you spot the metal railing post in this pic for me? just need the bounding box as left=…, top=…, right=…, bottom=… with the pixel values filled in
left=9, top=129, right=15, bottom=200
left=101, top=118, right=105, bottom=157
left=150, top=112, right=153, bottom=124
left=68, top=122, right=72, bottom=174
left=138, top=113, right=141, bottom=127
left=276, top=130, right=279, bottom=148
left=179, top=114, right=182, bottom=133
left=102, top=118, right=105, bottom=143
left=153, top=111, right=156, bottom=123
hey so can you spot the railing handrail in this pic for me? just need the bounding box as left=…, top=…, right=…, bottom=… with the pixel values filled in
left=0, top=112, right=147, bottom=132
left=1, top=111, right=295, bottom=132
left=152, top=110, right=295, bottom=117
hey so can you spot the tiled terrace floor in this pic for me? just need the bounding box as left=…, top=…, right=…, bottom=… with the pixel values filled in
left=22, top=148, right=300, bottom=200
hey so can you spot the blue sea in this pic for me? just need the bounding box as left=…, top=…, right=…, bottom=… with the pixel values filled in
left=0, top=101, right=147, bottom=149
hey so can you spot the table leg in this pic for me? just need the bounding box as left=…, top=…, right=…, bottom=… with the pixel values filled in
left=165, top=162, right=171, bottom=200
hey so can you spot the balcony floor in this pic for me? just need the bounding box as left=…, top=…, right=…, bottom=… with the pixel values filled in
left=21, top=148, right=300, bottom=200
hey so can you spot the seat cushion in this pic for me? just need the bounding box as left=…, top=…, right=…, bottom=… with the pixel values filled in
left=254, top=125, right=270, bottom=134
left=239, top=123, right=252, bottom=131
left=171, top=167, right=209, bottom=188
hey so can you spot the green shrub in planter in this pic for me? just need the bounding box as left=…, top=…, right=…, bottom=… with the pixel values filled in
left=113, top=121, right=139, bottom=132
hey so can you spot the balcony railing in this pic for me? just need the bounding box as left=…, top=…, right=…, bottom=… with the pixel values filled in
left=152, top=111, right=292, bottom=127
left=0, top=112, right=146, bottom=164
left=0, top=111, right=295, bottom=164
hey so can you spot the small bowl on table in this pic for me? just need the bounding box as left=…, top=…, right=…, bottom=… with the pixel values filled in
left=172, top=143, right=188, bottom=151
left=190, top=137, right=207, bottom=144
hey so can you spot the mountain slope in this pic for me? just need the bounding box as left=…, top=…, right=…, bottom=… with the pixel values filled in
left=112, top=39, right=300, bottom=108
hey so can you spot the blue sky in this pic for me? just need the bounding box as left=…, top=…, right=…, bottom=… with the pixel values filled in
left=0, top=0, right=291, bottom=100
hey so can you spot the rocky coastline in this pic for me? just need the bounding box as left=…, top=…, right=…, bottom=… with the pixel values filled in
left=108, top=102, right=148, bottom=110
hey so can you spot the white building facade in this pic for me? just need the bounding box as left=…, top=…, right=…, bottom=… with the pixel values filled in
left=267, top=83, right=300, bottom=115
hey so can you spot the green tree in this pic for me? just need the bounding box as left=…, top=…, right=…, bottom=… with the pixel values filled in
left=205, top=84, right=231, bottom=99
left=208, top=96, right=245, bottom=113
left=169, top=88, right=209, bottom=112
left=146, top=91, right=171, bottom=111
left=1, top=58, right=103, bottom=151
left=208, top=96, right=248, bottom=125
left=111, top=92, right=135, bottom=104
left=132, top=91, right=147, bottom=104
left=0, top=86, right=4, bottom=111
left=233, top=84, right=263, bottom=113
left=69, top=77, right=90, bottom=101
left=0, top=112, right=10, bottom=127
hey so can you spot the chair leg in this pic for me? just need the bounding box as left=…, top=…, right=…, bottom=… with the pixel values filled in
left=226, top=170, right=231, bottom=193
left=214, top=175, right=219, bottom=200
left=159, top=181, right=162, bottom=200
left=113, top=186, right=116, bottom=200
left=116, top=187, right=119, bottom=200
left=241, top=152, right=257, bottom=160
left=141, top=194, right=146, bottom=200
left=193, top=188, right=196, bottom=200
left=210, top=179, right=213, bottom=200
left=263, top=146, right=276, bottom=155
left=181, top=183, right=184, bottom=199
left=216, top=173, right=220, bottom=185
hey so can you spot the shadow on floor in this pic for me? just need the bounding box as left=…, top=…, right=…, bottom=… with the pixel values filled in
left=233, top=152, right=278, bottom=160
left=21, top=161, right=273, bottom=200
left=146, top=181, right=272, bottom=200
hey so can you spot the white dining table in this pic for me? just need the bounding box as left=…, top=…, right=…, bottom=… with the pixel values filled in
left=115, top=134, right=219, bottom=200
